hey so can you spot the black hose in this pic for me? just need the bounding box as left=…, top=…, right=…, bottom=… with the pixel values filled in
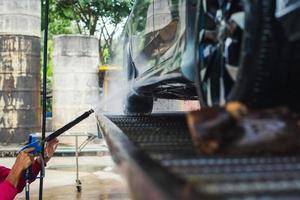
left=40, top=0, right=49, bottom=199
left=25, top=167, right=31, bottom=200
left=25, top=181, right=30, bottom=200
left=39, top=153, right=46, bottom=178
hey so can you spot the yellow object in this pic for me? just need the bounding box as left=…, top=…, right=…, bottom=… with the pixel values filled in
left=225, top=101, right=248, bottom=119
left=99, top=65, right=123, bottom=71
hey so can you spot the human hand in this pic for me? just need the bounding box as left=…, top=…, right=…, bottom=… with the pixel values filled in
left=44, top=138, right=59, bottom=163
left=14, top=147, right=35, bottom=171
left=6, top=148, right=35, bottom=187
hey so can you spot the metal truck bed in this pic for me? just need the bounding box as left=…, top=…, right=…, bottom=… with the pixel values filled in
left=97, top=113, right=300, bottom=199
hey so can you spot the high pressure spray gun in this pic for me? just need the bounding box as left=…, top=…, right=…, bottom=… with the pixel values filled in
left=18, top=109, right=94, bottom=200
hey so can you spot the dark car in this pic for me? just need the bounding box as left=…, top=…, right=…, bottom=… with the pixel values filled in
left=122, top=0, right=300, bottom=114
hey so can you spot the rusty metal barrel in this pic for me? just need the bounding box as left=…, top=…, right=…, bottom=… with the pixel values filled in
left=52, top=35, right=100, bottom=143
left=0, top=0, right=41, bottom=143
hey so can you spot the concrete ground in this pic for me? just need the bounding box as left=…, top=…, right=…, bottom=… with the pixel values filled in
left=0, top=156, right=130, bottom=200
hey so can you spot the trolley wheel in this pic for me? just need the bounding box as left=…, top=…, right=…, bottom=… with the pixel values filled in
left=76, top=180, right=82, bottom=192
left=76, top=185, right=82, bottom=192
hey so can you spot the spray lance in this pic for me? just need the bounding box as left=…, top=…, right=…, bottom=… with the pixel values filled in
left=19, top=109, right=94, bottom=200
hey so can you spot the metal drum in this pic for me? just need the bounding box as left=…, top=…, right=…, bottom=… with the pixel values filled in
left=0, top=0, right=41, bottom=37
left=0, top=0, right=41, bottom=144
left=0, top=36, right=41, bottom=143
left=52, top=35, right=100, bottom=143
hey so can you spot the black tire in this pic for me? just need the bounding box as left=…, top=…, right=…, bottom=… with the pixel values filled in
left=284, top=40, right=300, bottom=111
left=123, top=92, right=154, bottom=115
left=197, top=0, right=300, bottom=109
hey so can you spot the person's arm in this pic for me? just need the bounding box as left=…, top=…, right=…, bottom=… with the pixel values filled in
left=0, top=148, right=34, bottom=200
left=0, top=139, right=59, bottom=199
left=0, top=163, right=40, bottom=199
left=0, top=166, right=17, bottom=200
left=0, top=180, right=18, bottom=200
left=16, top=139, right=59, bottom=193
left=0, top=166, right=10, bottom=183
left=15, top=159, right=41, bottom=193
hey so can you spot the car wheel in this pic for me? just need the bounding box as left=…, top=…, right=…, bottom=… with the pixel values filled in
left=123, top=92, right=154, bottom=115
left=196, top=0, right=300, bottom=109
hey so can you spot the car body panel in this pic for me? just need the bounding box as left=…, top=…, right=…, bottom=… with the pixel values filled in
left=124, top=0, right=198, bottom=99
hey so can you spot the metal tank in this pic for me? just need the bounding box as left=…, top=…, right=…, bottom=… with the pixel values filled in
left=0, top=0, right=41, bottom=143
left=52, top=35, right=100, bottom=143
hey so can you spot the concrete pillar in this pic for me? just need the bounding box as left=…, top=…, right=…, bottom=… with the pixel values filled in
left=0, top=0, right=41, bottom=144
left=0, top=0, right=41, bottom=37
left=52, top=35, right=100, bottom=144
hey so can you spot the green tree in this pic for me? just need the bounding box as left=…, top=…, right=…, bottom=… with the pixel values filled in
left=41, top=0, right=75, bottom=35
left=55, top=0, right=134, bottom=63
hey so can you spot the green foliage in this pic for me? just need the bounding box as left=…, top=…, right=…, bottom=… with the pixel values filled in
left=46, top=40, right=54, bottom=78
left=54, top=0, right=134, bottom=64
left=56, top=0, right=133, bottom=35
left=102, top=47, right=110, bottom=64
left=42, top=0, right=75, bottom=35
left=40, top=39, right=55, bottom=113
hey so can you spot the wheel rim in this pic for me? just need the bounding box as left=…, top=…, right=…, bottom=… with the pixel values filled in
left=198, top=0, right=244, bottom=106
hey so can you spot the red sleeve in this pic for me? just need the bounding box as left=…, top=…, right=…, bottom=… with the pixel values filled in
left=0, top=166, right=10, bottom=183
left=16, top=160, right=41, bottom=193
left=0, top=180, right=17, bottom=200
left=0, top=166, right=17, bottom=200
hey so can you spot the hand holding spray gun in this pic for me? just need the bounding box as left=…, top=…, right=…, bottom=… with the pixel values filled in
left=18, top=109, right=94, bottom=200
